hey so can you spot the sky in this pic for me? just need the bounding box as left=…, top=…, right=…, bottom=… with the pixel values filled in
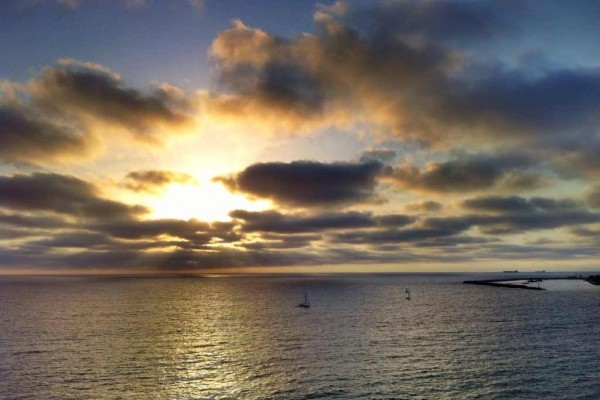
left=0, top=0, right=599, bottom=274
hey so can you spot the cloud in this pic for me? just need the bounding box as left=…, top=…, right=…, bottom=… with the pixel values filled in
left=208, top=14, right=459, bottom=138
left=571, top=227, right=600, bottom=238
left=1, top=197, right=596, bottom=270
left=404, top=201, right=442, bottom=213
left=462, top=195, right=580, bottom=213
left=461, top=195, right=598, bottom=234
left=384, top=154, right=546, bottom=193
left=230, top=209, right=415, bottom=234
left=0, top=104, right=100, bottom=165
left=206, top=2, right=600, bottom=154
left=216, top=160, right=384, bottom=207
left=587, top=187, right=600, bottom=209
left=231, top=210, right=372, bottom=233
left=29, top=60, right=195, bottom=144
left=0, top=60, right=196, bottom=165
left=88, top=218, right=238, bottom=244
left=359, top=148, right=397, bottom=164
left=122, top=170, right=198, bottom=193
left=0, top=172, right=147, bottom=219
left=551, top=137, right=600, bottom=179
left=332, top=224, right=470, bottom=245
left=0, top=211, right=67, bottom=230
left=242, top=232, right=321, bottom=250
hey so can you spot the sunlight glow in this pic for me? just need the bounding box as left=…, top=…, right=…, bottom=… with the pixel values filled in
left=147, top=181, right=270, bottom=222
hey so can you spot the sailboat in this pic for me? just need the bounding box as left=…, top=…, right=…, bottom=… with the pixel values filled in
left=405, top=288, right=411, bottom=300
left=298, top=290, right=310, bottom=308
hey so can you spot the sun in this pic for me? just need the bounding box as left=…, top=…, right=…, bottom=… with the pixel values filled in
left=147, top=180, right=270, bottom=222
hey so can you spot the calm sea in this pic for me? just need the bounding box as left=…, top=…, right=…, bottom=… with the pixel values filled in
left=1, top=273, right=598, bottom=399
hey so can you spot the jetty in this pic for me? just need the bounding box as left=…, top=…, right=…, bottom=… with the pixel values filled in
left=464, top=274, right=599, bottom=290
left=463, top=279, right=545, bottom=290
left=586, top=275, right=600, bottom=285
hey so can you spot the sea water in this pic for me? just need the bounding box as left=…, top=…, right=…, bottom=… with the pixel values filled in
left=1, top=273, right=598, bottom=399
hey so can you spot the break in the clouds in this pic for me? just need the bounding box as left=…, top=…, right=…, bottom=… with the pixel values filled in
left=0, top=60, right=195, bottom=164
left=216, top=160, right=384, bottom=207
left=122, top=170, right=198, bottom=193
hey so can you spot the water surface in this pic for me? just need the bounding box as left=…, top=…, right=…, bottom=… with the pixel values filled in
left=1, top=273, right=598, bottom=399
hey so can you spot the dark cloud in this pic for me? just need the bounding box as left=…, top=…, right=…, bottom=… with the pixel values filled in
left=0, top=211, right=67, bottom=229
left=414, top=235, right=494, bottom=248
left=462, top=195, right=580, bottom=213
left=0, top=226, right=47, bottom=240
left=230, top=209, right=374, bottom=233
left=385, top=154, right=545, bottom=193
left=122, top=170, right=198, bottom=193
left=333, top=226, right=467, bottom=245
left=30, top=60, right=194, bottom=144
left=587, top=187, right=600, bottom=209
left=461, top=196, right=598, bottom=235
left=216, top=160, right=384, bottom=207
left=374, top=214, right=416, bottom=227
left=0, top=60, right=196, bottom=165
left=0, top=104, right=99, bottom=164
left=89, top=218, right=237, bottom=244
left=462, top=196, right=536, bottom=213
left=1, top=199, right=597, bottom=271
left=570, top=227, right=599, bottom=237
left=0, top=173, right=147, bottom=219
left=421, top=216, right=473, bottom=232
left=230, top=209, right=415, bottom=234
left=473, top=242, right=600, bottom=261
left=550, top=138, right=600, bottom=179
left=26, top=232, right=117, bottom=250
left=473, top=211, right=600, bottom=235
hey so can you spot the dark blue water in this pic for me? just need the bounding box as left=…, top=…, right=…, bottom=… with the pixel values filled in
left=1, top=274, right=598, bottom=399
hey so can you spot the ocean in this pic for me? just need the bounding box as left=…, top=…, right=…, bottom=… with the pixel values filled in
left=1, top=273, right=598, bottom=399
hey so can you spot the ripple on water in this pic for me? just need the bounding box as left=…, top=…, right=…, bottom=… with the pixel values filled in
left=0, top=274, right=598, bottom=400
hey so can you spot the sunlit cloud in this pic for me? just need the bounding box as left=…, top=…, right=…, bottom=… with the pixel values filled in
left=207, top=3, right=600, bottom=155
left=0, top=60, right=199, bottom=165
left=121, top=170, right=198, bottom=193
